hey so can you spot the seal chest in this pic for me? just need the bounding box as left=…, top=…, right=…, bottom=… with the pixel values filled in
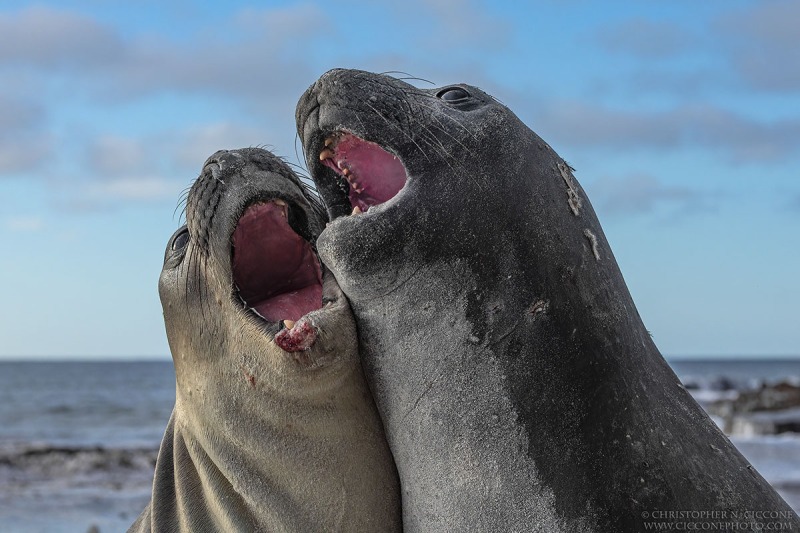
left=129, top=147, right=401, bottom=533
left=296, top=69, right=799, bottom=532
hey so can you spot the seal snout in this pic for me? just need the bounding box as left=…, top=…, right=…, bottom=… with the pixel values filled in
left=318, top=132, right=407, bottom=216
left=232, top=199, right=323, bottom=325
left=274, top=318, right=318, bottom=354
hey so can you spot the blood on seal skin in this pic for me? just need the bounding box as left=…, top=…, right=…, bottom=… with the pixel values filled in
left=275, top=319, right=318, bottom=354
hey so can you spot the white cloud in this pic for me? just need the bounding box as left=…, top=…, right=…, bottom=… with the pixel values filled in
left=0, top=4, right=320, bottom=106
left=590, top=1, right=800, bottom=94
left=58, top=175, right=183, bottom=212
left=0, top=93, right=43, bottom=130
left=234, top=4, right=327, bottom=47
left=791, top=193, right=800, bottom=213
left=0, top=140, right=53, bottom=175
left=56, top=121, right=283, bottom=212
left=170, top=122, right=280, bottom=172
left=93, top=176, right=179, bottom=201
left=716, top=0, right=800, bottom=91
left=4, top=215, right=44, bottom=232
left=415, top=0, right=511, bottom=50
left=533, top=101, right=800, bottom=163
left=86, top=135, right=148, bottom=177
left=595, top=18, right=697, bottom=59
left=0, top=94, right=52, bottom=174
left=587, top=174, right=704, bottom=216
left=0, top=5, right=123, bottom=68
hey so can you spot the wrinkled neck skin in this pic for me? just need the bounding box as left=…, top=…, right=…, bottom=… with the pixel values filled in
left=299, top=69, right=798, bottom=532
left=132, top=268, right=398, bottom=533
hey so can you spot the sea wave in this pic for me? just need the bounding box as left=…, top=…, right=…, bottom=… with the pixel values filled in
left=0, top=442, right=157, bottom=495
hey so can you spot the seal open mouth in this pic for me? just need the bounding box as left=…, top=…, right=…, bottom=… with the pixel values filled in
left=232, top=200, right=323, bottom=324
left=318, top=133, right=407, bottom=215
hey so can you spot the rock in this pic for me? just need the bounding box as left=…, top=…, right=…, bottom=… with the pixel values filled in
left=708, top=381, right=800, bottom=435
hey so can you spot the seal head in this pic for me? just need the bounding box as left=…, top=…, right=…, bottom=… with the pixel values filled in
left=297, top=70, right=799, bottom=532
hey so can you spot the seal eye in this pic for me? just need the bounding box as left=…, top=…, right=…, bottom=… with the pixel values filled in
left=172, top=227, right=190, bottom=251
left=163, top=225, right=190, bottom=269
left=437, top=87, right=471, bottom=102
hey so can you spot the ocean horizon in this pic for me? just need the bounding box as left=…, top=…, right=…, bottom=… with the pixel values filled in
left=1, top=357, right=798, bottom=532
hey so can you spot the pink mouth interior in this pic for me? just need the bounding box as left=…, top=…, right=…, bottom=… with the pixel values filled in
left=321, top=134, right=407, bottom=212
left=232, top=201, right=322, bottom=323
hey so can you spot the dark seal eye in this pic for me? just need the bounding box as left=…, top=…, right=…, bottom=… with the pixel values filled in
left=437, top=87, right=471, bottom=102
left=172, top=227, right=190, bottom=251
left=164, top=225, right=190, bottom=269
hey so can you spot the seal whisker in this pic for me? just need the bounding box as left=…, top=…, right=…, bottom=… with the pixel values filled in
left=284, top=161, right=313, bottom=183
left=183, top=243, right=198, bottom=318
left=398, top=95, right=454, bottom=161
left=386, top=110, right=454, bottom=167
left=407, top=121, right=481, bottom=186
left=363, top=101, right=433, bottom=163
left=174, top=185, right=192, bottom=223
left=294, top=132, right=307, bottom=168
left=392, top=96, right=472, bottom=165
left=418, top=124, right=488, bottom=190
left=413, top=115, right=491, bottom=192
left=177, top=205, right=188, bottom=225
left=380, top=71, right=436, bottom=86
left=414, top=99, right=479, bottom=141
left=195, top=250, right=207, bottom=327
left=411, top=127, right=459, bottom=172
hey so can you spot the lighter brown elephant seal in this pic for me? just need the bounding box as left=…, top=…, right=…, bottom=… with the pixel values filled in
left=129, top=147, right=401, bottom=533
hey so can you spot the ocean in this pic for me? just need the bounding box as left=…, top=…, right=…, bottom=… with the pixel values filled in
left=0, top=362, right=174, bottom=533
left=0, top=359, right=798, bottom=532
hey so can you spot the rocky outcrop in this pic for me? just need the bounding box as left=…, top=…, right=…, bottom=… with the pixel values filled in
left=708, top=381, right=800, bottom=435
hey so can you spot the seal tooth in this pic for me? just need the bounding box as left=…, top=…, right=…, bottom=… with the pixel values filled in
left=324, top=137, right=334, bottom=147
left=336, top=160, right=345, bottom=171
left=319, top=148, right=334, bottom=161
left=342, top=167, right=351, bottom=176
left=272, top=198, right=288, bottom=217
left=283, top=319, right=296, bottom=330
left=352, top=206, right=362, bottom=215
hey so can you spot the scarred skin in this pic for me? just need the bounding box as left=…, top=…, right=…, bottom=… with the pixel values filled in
left=275, top=317, right=318, bottom=353
left=296, top=69, right=800, bottom=532
left=129, top=148, right=401, bottom=533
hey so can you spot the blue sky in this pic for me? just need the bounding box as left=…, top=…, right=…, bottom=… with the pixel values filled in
left=1, top=0, right=797, bottom=360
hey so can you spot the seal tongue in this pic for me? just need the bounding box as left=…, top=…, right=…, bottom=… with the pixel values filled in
left=319, top=133, right=407, bottom=212
left=232, top=201, right=322, bottom=323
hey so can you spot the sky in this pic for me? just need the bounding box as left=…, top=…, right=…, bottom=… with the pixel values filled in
left=0, top=0, right=797, bottom=360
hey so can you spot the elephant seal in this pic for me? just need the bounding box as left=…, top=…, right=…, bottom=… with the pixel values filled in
left=129, top=147, right=401, bottom=532
left=296, top=70, right=799, bottom=532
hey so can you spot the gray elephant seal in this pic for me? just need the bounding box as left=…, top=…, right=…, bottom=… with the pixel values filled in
left=296, top=70, right=799, bottom=532
left=129, top=147, right=401, bottom=532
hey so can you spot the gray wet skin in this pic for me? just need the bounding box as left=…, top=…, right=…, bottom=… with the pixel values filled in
left=296, top=70, right=799, bottom=532
left=129, top=148, right=401, bottom=533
